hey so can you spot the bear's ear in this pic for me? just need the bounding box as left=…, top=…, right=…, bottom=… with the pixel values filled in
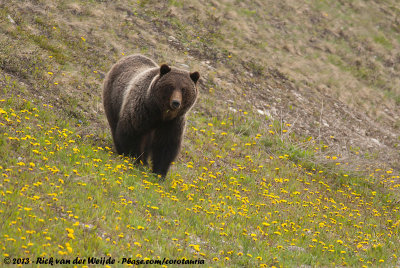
left=160, top=64, right=171, bottom=77
left=190, top=71, right=200, bottom=84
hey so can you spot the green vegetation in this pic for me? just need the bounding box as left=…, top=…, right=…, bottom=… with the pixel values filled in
left=2, top=77, right=399, bottom=267
left=1, top=0, right=399, bottom=267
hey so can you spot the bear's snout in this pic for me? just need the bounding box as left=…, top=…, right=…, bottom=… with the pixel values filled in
left=171, top=100, right=181, bottom=110
left=170, top=89, right=182, bottom=110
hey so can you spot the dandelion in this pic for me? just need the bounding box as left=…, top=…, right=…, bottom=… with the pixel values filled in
left=66, top=228, right=75, bottom=239
left=189, top=244, right=200, bottom=252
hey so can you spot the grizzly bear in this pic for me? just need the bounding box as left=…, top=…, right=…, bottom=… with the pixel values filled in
left=103, top=54, right=199, bottom=178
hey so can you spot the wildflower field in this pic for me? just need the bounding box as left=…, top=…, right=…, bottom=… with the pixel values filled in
left=1, top=0, right=400, bottom=267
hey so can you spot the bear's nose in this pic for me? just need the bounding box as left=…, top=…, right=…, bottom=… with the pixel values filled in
left=171, top=100, right=181, bottom=110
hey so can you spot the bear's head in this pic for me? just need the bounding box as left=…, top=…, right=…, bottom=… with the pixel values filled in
left=149, top=64, right=199, bottom=121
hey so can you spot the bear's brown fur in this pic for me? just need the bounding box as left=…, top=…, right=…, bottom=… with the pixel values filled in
left=103, top=54, right=199, bottom=178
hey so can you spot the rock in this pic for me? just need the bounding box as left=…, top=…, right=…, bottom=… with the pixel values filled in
left=370, top=138, right=381, bottom=147
left=168, top=35, right=178, bottom=43
left=176, top=63, right=189, bottom=70
left=287, top=246, right=306, bottom=252
left=7, top=15, right=15, bottom=24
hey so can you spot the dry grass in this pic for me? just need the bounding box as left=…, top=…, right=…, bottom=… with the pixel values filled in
left=1, top=0, right=400, bottom=266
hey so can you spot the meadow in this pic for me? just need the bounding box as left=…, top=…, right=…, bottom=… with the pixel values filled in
left=1, top=0, right=400, bottom=267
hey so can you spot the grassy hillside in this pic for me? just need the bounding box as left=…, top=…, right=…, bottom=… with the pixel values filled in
left=1, top=0, right=400, bottom=267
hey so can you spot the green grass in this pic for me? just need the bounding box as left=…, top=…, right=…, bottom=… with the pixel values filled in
left=373, top=34, right=393, bottom=50
left=1, top=78, right=399, bottom=266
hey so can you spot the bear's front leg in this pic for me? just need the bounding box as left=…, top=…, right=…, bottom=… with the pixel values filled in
left=151, top=117, right=185, bottom=178
left=114, top=121, right=146, bottom=162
